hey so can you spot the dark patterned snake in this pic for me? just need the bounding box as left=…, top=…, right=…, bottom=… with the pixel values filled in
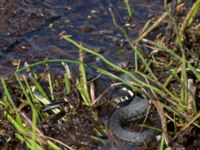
left=96, top=71, right=161, bottom=145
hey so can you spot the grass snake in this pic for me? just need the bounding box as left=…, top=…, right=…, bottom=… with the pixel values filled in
left=95, top=71, right=161, bottom=145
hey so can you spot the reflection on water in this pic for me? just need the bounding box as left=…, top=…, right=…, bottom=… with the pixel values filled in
left=0, top=0, right=162, bottom=76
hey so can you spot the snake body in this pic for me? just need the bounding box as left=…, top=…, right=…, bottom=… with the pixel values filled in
left=109, top=95, right=158, bottom=145
left=94, top=71, right=160, bottom=145
left=84, top=61, right=161, bottom=145
left=41, top=65, right=160, bottom=145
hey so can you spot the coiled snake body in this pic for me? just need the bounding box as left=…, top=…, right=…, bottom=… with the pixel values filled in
left=109, top=95, right=158, bottom=145
left=95, top=71, right=160, bottom=145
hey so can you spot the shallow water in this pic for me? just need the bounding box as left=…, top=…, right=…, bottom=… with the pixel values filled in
left=0, top=0, right=162, bottom=76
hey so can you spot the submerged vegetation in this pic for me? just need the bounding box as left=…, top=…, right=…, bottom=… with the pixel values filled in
left=0, top=0, right=200, bottom=149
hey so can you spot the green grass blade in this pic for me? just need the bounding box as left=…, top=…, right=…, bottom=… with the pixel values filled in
left=1, top=77, right=18, bottom=112
left=16, top=59, right=79, bottom=73
left=48, top=72, right=54, bottom=100
left=124, top=0, right=132, bottom=17
left=78, top=46, right=91, bottom=105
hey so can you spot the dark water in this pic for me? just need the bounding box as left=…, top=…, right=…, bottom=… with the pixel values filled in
left=0, top=0, right=163, bottom=76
